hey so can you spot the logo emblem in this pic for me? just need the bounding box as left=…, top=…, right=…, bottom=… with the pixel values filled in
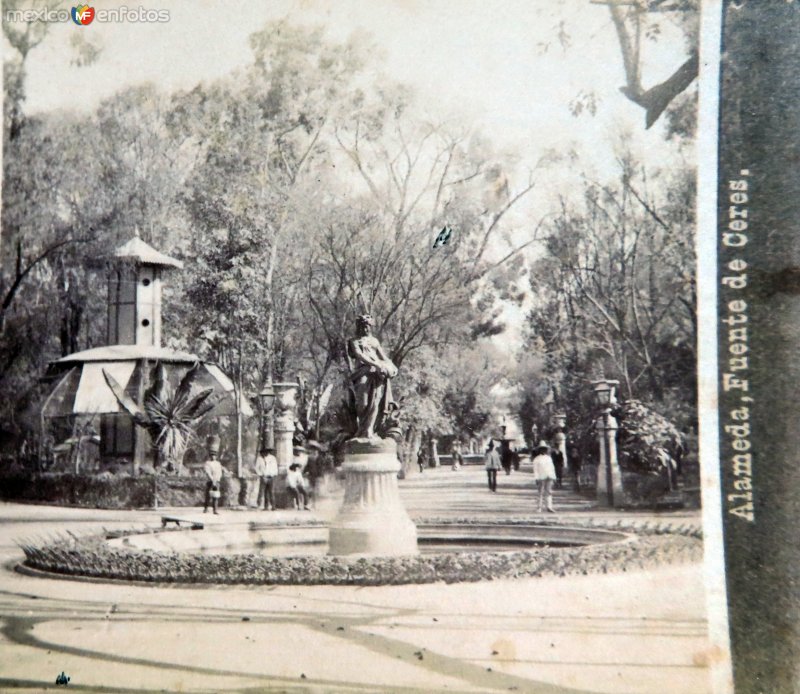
left=71, top=5, right=95, bottom=25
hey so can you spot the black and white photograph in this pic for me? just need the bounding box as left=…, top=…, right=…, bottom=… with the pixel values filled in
left=4, top=1, right=796, bottom=692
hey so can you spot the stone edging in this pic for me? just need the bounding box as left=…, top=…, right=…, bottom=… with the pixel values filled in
left=19, top=518, right=702, bottom=586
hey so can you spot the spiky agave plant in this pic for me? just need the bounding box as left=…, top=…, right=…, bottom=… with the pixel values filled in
left=103, top=361, right=218, bottom=472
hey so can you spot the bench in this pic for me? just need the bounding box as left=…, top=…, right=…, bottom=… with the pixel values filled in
left=161, top=516, right=204, bottom=530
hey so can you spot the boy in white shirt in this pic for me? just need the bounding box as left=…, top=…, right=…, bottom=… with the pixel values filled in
left=203, top=437, right=224, bottom=514
left=254, top=446, right=278, bottom=510
left=286, top=462, right=309, bottom=510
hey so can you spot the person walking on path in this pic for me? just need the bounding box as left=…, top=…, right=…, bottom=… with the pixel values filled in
left=286, top=462, right=310, bottom=510
left=568, top=445, right=582, bottom=491
left=500, top=441, right=512, bottom=476
left=417, top=447, right=426, bottom=473
left=254, top=446, right=278, bottom=510
left=203, top=436, right=224, bottom=515
left=552, top=447, right=564, bottom=489
left=484, top=440, right=501, bottom=492
left=532, top=441, right=557, bottom=513
left=451, top=442, right=464, bottom=471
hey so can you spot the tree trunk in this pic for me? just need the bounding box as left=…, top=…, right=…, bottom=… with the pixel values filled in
left=234, top=374, right=243, bottom=478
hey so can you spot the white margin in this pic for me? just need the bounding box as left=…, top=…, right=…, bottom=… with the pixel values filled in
left=697, top=1, right=734, bottom=692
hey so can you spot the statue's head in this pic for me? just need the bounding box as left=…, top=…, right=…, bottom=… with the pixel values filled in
left=355, top=314, right=374, bottom=335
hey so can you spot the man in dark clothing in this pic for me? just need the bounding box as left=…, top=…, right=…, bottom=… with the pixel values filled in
left=552, top=448, right=564, bottom=488
left=568, top=446, right=582, bottom=491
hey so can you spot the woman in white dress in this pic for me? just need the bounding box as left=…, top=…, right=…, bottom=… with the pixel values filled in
left=531, top=441, right=557, bottom=513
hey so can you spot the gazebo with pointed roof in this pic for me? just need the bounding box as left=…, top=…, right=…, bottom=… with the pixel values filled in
left=42, top=235, right=250, bottom=473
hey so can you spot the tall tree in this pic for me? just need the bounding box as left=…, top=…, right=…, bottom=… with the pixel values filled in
left=523, top=151, right=696, bottom=431
left=175, top=21, right=372, bottom=471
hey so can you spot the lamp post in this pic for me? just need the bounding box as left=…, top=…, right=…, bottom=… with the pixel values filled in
left=258, top=383, right=276, bottom=451
left=593, top=379, right=622, bottom=507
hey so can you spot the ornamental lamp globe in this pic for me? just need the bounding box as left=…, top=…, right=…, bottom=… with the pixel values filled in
left=259, top=384, right=276, bottom=411
left=592, top=379, right=619, bottom=408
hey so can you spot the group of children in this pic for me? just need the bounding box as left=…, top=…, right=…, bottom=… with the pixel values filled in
left=202, top=438, right=311, bottom=513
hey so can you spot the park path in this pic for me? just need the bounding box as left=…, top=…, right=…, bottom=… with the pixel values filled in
left=399, top=465, right=594, bottom=520
left=0, top=467, right=711, bottom=694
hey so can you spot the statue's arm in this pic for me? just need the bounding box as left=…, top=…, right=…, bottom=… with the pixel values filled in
left=348, top=338, right=382, bottom=370
left=375, top=342, right=398, bottom=378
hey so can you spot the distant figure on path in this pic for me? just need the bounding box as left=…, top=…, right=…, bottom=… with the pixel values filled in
left=451, top=442, right=464, bottom=471
left=484, top=440, right=501, bottom=492
left=552, top=447, right=564, bottom=488
left=254, top=445, right=278, bottom=510
left=568, top=445, right=582, bottom=491
left=417, top=447, right=426, bottom=473
left=500, top=440, right=512, bottom=475
left=532, top=441, right=557, bottom=513
left=203, top=436, right=224, bottom=515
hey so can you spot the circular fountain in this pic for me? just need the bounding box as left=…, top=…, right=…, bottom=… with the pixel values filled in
left=18, top=518, right=702, bottom=586
left=19, top=318, right=703, bottom=586
left=107, top=520, right=632, bottom=557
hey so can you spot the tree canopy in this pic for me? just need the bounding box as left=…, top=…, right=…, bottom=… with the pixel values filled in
left=1, top=10, right=697, bottom=471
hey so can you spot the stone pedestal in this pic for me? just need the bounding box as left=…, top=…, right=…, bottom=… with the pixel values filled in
left=272, top=383, right=298, bottom=474
left=596, top=411, right=624, bottom=506
left=429, top=437, right=440, bottom=467
left=328, top=438, right=418, bottom=556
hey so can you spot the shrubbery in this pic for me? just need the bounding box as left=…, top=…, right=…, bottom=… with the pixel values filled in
left=0, top=472, right=225, bottom=509
left=0, top=472, right=155, bottom=508
left=614, top=399, right=684, bottom=474
left=20, top=519, right=702, bottom=586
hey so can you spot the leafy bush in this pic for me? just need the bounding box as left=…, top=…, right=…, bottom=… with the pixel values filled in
left=614, top=399, right=683, bottom=474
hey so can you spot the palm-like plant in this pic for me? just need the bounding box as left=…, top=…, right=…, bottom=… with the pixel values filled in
left=103, top=361, right=218, bottom=472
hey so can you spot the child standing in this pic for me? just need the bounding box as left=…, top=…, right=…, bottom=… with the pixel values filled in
left=532, top=441, right=557, bottom=513
left=203, top=436, right=224, bottom=514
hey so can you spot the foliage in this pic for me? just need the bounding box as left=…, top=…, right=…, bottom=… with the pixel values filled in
left=614, top=399, right=684, bottom=474
left=103, top=362, right=217, bottom=472
left=0, top=471, right=155, bottom=509
left=21, top=519, right=702, bottom=586
left=520, top=151, right=696, bottom=449
left=1, top=13, right=698, bottom=472
left=558, top=0, right=700, bottom=132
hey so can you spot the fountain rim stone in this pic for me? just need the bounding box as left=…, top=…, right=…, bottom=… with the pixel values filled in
left=17, top=518, right=703, bottom=586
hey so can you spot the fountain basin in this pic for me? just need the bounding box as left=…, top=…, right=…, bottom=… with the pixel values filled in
left=107, top=522, right=631, bottom=557
left=19, top=520, right=702, bottom=586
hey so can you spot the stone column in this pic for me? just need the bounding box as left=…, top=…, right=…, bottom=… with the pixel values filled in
left=429, top=437, right=440, bottom=468
left=554, top=429, right=567, bottom=473
left=272, top=383, right=298, bottom=474
left=329, top=438, right=418, bottom=556
left=596, top=410, right=623, bottom=506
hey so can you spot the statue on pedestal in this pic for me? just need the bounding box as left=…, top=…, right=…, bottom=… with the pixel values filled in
left=347, top=314, right=398, bottom=440
left=330, top=314, right=416, bottom=556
